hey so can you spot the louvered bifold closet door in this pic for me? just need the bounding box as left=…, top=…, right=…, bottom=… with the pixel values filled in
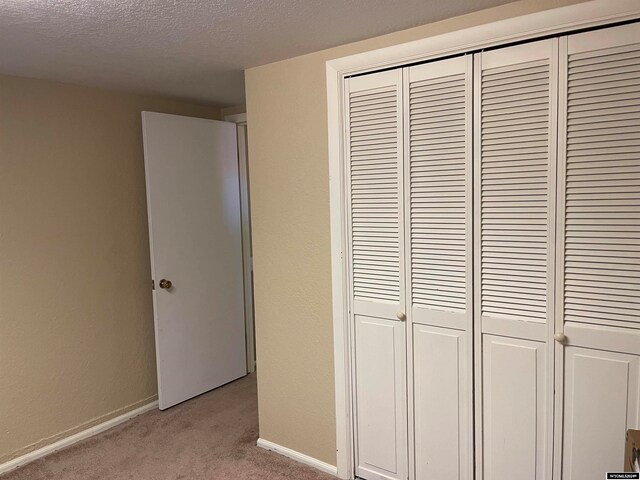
left=405, top=56, right=473, bottom=480
left=346, top=70, right=408, bottom=480
left=558, top=23, right=640, bottom=480
left=475, top=40, right=557, bottom=480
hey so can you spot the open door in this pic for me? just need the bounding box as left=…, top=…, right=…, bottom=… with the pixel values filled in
left=142, top=112, right=247, bottom=410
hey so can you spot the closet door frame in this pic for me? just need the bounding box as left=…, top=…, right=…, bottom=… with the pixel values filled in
left=327, top=2, right=640, bottom=478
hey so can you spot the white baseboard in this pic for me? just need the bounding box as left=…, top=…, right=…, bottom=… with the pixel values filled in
left=0, top=400, right=158, bottom=476
left=256, top=438, right=338, bottom=477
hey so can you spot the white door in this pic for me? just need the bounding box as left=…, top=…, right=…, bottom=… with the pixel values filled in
left=346, top=70, right=408, bottom=480
left=405, top=56, right=474, bottom=480
left=475, top=39, right=557, bottom=480
left=142, top=112, right=246, bottom=410
left=556, top=23, right=640, bottom=479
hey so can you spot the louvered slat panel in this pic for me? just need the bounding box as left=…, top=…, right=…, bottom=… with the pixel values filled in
left=349, top=80, right=400, bottom=304
left=410, top=72, right=467, bottom=314
left=480, top=59, right=551, bottom=322
left=564, top=42, right=640, bottom=328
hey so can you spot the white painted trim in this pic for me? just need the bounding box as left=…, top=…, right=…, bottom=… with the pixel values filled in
left=327, top=55, right=354, bottom=480
left=224, top=112, right=247, bottom=125
left=257, top=438, right=338, bottom=477
left=225, top=113, right=255, bottom=374
left=326, top=1, right=640, bottom=478
left=0, top=401, right=158, bottom=476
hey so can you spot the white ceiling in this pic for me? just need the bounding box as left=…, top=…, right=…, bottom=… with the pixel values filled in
left=0, top=0, right=512, bottom=106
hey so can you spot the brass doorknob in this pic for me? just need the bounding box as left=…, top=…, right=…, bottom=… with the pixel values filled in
left=159, top=279, right=172, bottom=289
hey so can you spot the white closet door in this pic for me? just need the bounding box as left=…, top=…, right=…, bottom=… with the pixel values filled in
left=557, top=23, right=640, bottom=479
left=562, top=346, right=640, bottom=479
left=475, top=39, right=557, bottom=480
left=346, top=70, right=407, bottom=480
left=405, top=56, right=473, bottom=480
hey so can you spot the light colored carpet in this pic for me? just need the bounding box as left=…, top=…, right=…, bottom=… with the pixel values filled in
left=2, top=374, right=334, bottom=480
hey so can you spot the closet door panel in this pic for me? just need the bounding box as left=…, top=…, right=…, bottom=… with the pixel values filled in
left=346, top=70, right=407, bottom=480
left=354, top=315, right=407, bottom=480
left=482, top=335, right=547, bottom=480
left=407, top=56, right=472, bottom=331
left=477, top=41, right=555, bottom=328
left=557, top=22, right=640, bottom=480
left=562, top=347, right=640, bottom=479
left=561, top=22, right=640, bottom=332
left=475, top=39, right=557, bottom=480
left=406, top=57, right=473, bottom=480
left=413, top=324, right=469, bottom=480
left=348, top=70, right=405, bottom=320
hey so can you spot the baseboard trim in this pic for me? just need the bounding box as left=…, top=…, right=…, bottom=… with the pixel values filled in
left=256, top=438, right=338, bottom=477
left=0, top=400, right=158, bottom=475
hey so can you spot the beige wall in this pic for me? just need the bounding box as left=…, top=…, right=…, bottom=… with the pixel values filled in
left=245, top=0, right=586, bottom=466
left=0, top=74, right=221, bottom=463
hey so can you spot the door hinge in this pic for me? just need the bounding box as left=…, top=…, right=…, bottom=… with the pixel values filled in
left=152, top=279, right=155, bottom=290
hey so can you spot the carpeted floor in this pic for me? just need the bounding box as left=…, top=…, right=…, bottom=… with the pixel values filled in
left=2, top=374, right=334, bottom=480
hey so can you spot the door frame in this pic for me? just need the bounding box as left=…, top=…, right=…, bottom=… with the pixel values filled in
left=325, top=1, right=640, bottom=478
left=224, top=112, right=256, bottom=374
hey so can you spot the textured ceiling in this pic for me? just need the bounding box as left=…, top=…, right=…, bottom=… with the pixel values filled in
left=0, top=0, right=512, bottom=106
